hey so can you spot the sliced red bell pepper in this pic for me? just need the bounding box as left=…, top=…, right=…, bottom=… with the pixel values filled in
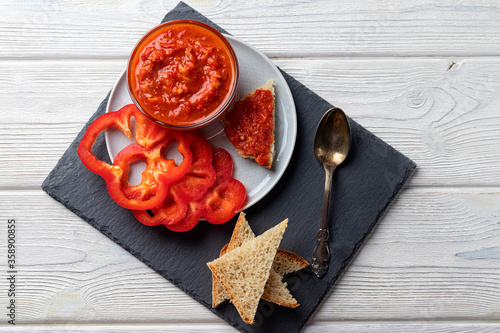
left=134, top=188, right=188, bottom=226
left=134, top=113, right=168, bottom=149
left=169, top=131, right=216, bottom=201
left=165, top=147, right=246, bottom=232
left=110, top=130, right=193, bottom=210
left=78, top=104, right=193, bottom=210
left=78, top=104, right=135, bottom=177
left=165, top=200, right=204, bottom=232
left=200, top=147, right=246, bottom=225
left=132, top=131, right=216, bottom=226
left=78, top=104, right=170, bottom=177
left=78, top=103, right=246, bottom=229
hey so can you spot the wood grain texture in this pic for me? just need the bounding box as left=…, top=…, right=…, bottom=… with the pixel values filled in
left=1, top=58, right=499, bottom=187
left=2, top=322, right=500, bottom=333
left=1, top=0, right=500, bottom=331
left=0, top=187, right=498, bottom=324
left=1, top=0, right=500, bottom=58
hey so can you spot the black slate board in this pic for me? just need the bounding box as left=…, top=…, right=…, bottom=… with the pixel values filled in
left=42, top=2, right=416, bottom=332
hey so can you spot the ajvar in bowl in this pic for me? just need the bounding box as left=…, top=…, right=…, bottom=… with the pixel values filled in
left=127, top=20, right=239, bottom=130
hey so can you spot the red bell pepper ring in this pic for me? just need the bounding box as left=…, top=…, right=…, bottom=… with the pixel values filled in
left=136, top=189, right=188, bottom=227
left=169, top=131, right=217, bottom=201
left=78, top=104, right=169, bottom=178
left=165, top=147, right=246, bottom=232
left=134, top=112, right=169, bottom=149
left=78, top=104, right=192, bottom=210
left=202, top=147, right=247, bottom=225
left=78, top=105, right=134, bottom=177
left=109, top=131, right=193, bottom=210
left=132, top=131, right=216, bottom=226
left=165, top=200, right=204, bottom=232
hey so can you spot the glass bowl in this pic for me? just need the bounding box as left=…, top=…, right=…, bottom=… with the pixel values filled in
left=127, top=20, right=239, bottom=130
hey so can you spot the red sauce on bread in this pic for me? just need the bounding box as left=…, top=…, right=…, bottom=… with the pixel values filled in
left=222, top=88, right=274, bottom=168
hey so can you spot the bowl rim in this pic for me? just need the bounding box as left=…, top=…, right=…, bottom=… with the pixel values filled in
left=126, top=19, right=239, bottom=130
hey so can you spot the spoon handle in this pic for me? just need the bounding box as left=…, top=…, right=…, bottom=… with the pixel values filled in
left=311, top=166, right=335, bottom=278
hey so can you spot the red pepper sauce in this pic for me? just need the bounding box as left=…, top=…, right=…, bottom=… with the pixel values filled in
left=130, top=23, right=235, bottom=126
left=223, top=89, right=274, bottom=167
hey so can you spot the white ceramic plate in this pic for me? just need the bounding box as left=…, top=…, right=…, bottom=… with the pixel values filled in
left=105, top=34, right=297, bottom=210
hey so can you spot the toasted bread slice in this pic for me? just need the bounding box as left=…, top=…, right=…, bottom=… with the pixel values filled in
left=260, top=248, right=309, bottom=307
left=227, top=212, right=255, bottom=251
left=207, top=219, right=288, bottom=324
left=211, top=244, right=229, bottom=308
left=212, top=213, right=255, bottom=308
left=211, top=213, right=309, bottom=309
left=214, top=247, right=306, bottom=308
left=261, top=270, right=297, bottom=307
left=271, top=248, right=310, bottom=276
left=221, top=78, right=276, bottom=169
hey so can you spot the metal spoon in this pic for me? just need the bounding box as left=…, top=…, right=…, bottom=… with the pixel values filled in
left=311, top=107, right=351, bottom=278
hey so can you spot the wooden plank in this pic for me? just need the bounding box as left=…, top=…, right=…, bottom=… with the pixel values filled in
left=0, top=187, right=498, bottom=323
left=275, top=57, right=500, bottom=186
left=1, top=322, right=500, bottom=332
left=0, top=192, right=216, bottom=323
left=1, top=58, right=499, bottom=187
left=0, top=0, right=499, bottom=58
left=307, top=322, right=500, bottom=333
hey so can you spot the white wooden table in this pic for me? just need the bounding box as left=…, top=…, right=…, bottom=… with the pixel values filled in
left=1, top=1, right=500, bottom=332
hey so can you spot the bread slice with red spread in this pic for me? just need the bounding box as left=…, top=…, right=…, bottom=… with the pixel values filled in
left=221, top=79, right=275, bottom=169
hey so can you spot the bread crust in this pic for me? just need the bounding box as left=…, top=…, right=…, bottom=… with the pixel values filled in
left=210, top=213, right=309, bottom=312
left=227, top=212, right=255, bottom=251
left=207, top=219, right=288, bottom=324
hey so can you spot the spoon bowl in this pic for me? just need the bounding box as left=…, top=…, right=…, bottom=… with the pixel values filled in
left=311, top=107, right=351, bottom=278
left=314, top=108, right=351, bottom=167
